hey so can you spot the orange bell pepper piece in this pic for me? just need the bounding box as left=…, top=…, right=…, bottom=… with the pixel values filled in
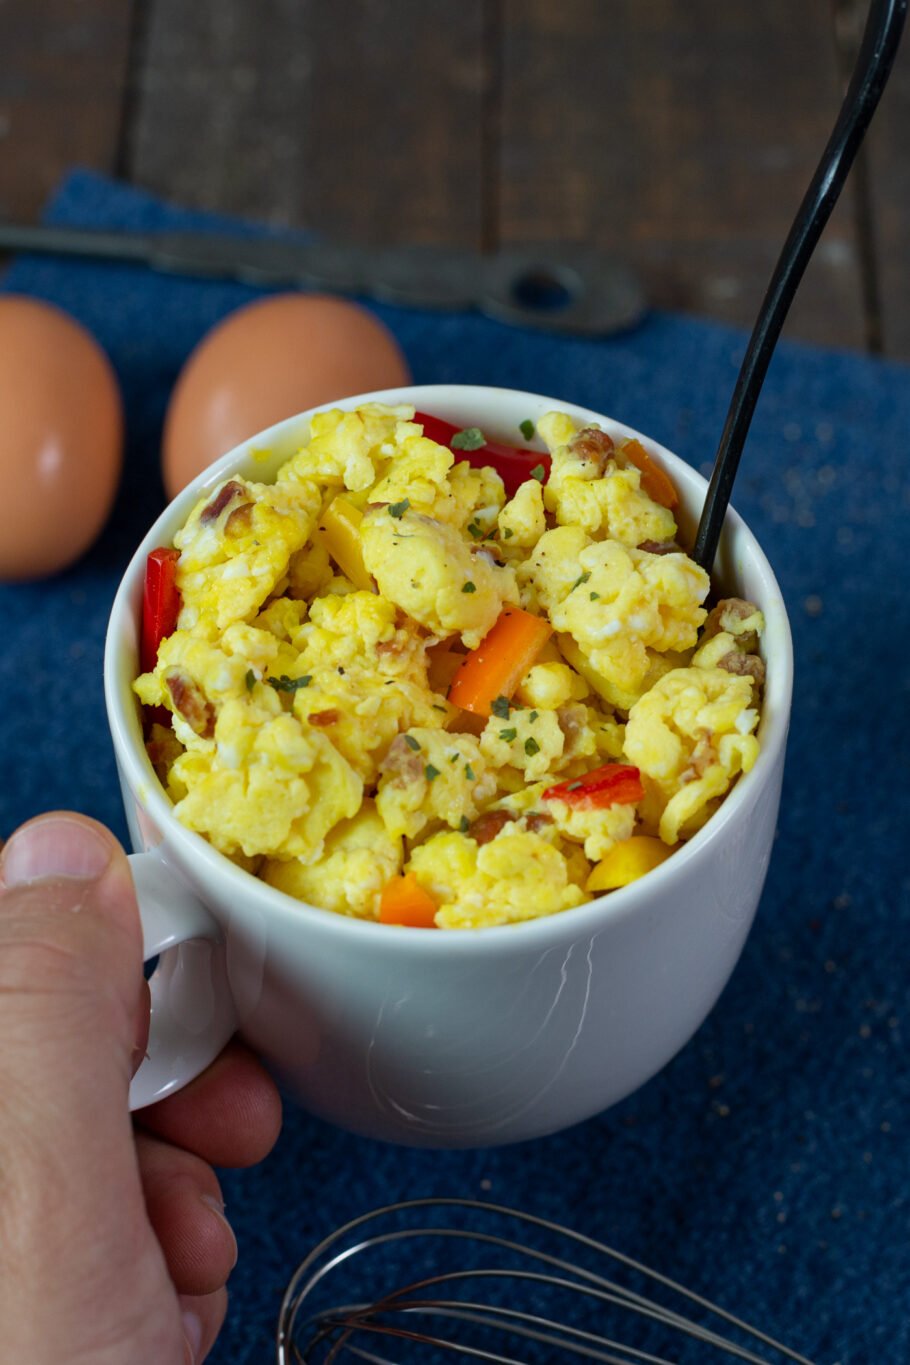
left=447, top=607, right=553, bottom=717
left=621, top=439, right=679, bottom=510
left=379, top=872, right=439, bottom=928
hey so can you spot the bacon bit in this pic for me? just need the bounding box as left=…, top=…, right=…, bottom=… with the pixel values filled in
left=525, top=811, right=554, bottom=835
left=199, top=480, right=245, bottom=524
left=637, top=539, right=682, bottom=556
left=165, top=669, right=215, bottom=739
left=468, top=809, right=516, bottom=844
left=308, top=708, right=340, bottom=727
left=381, top=734, right=425, bottom=784
left=569, top=427, right=615, bottom=473
left=681, top=731, right=716, bottom=783
left=718, top=650, right=766, bottom=688
left=224, top=501, right=254, bottom=537
left=701, top=597, right=761, bottom=647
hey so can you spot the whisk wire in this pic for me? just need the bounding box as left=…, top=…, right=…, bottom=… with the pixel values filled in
left=277, top=1198, right=820, bottom=1365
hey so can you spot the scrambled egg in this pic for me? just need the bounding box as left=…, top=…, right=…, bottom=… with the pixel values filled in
left=134, top=404, right=766, bottom=928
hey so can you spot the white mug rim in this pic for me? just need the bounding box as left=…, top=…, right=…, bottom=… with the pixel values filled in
left=104, top=383, right=794, bottom=952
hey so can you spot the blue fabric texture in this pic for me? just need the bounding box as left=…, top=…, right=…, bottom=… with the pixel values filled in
left=1, top=171, right=907, bottom=1363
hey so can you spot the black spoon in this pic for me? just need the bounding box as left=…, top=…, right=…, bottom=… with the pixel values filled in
left=693, top=0, right=907, bottom=572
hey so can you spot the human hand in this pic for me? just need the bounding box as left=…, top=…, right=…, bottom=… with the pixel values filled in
left=0, top=813, right=282, bottom=1364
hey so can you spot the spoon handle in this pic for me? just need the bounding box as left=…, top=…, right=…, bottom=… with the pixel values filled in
left=693, top=0, right=907, bottom=572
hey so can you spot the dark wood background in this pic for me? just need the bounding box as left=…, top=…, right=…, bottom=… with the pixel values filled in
left=2, top=0, right=908, bottom=358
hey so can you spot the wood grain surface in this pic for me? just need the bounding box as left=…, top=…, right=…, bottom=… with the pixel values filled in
left=1, top=0, right=908, bottom=358
left=0, top=0, right=132, bottom=222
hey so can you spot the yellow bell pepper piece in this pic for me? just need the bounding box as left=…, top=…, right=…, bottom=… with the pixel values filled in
left=316, top=495, right=373, bottom=591
left=586, top=835, right=673, bottom=893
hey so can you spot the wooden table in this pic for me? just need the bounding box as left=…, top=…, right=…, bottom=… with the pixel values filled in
left=2, top=0, right=908, bottom=359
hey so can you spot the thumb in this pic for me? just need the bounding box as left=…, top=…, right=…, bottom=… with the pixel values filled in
left=0, top=812, right=145, bottom=1106
left=0, top=813, right=183, bottom=1363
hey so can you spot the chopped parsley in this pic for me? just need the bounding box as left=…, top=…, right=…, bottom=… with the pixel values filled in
left=403, top=734, right=421, bottom=751
left=451, top=426, right=486, bottom=451
left=499, top=727, right=517, bottom=742
left=571, top=571, right=591, bottom=591
left=525, top=737, right=540, bottom=757
left=464, top=763, right=475, bottom=781
left=245, top=668, right=256, bottom=691
left=267, top=674, right=311, bottom=692
left=389, top=498, right=410, bottom=518
left=490, top=695, right=511, bottom=719
left=432, top=702, right=448, bottom=712
left=566, top=780, right=583, bottom=791
left=459, top=815, right=471, bottom=833
left=530, top=463, right=546, bottom=482
left=502, top=527, right=514, bottom=539
left=467, top=520, right=485, bottom=540
left=519, top=418, right=535, bottom=441
left=589, top=591, right=600, bottom=600
left=462, top=580, right=476, bottom=593
left=449, top=752, right=459, bottom=762
left=529, top=710, right=538, bottom=722
left=425, top=763, right=440, bottom=782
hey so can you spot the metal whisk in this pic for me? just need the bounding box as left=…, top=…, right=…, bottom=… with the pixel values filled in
left=276, top=1198, right=820, bottom=1364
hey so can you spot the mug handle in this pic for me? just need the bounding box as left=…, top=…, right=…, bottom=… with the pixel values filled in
left=128, top=851, right=238, bottom=1112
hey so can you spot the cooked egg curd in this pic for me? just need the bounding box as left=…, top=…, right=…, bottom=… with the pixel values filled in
left=135, top=405, right=765, bottom=928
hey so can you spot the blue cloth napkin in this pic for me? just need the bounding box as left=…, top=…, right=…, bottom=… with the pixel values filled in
left=2, top=171, right=907, bottom=1363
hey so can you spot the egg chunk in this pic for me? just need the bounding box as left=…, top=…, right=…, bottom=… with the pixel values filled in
left=361, top=506, right=518, bottom=647
left=175, top=475, right=322, bottom=633
left=624, top=666, right=760, bottom=843
left=263, top=801, right=402, bottom=919
left=408, top=826, right=586, bottom=929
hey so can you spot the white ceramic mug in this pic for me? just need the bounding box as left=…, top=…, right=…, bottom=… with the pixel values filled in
left=105, top=384, right=793, bottom=1146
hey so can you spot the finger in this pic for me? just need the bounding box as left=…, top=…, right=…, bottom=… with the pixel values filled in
left=139, top=1038, right=282, bottom=1167
left=180, top=1287, right=229, bottom=1365
left=135, top=1132, right=238, bottom=1297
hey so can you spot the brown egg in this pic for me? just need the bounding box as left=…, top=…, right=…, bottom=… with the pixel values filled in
left=0, top=296, right=123, bottom=582
left=162, top=293, right=411, bottom=498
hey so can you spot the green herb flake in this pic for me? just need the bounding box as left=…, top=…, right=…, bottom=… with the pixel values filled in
left=571, top=571, right=591, bottom=591
left=403, top=734, right=421, bottom=751
left=464, top=763, right=475, bottom=781
left=519, top=418, right=535, bottom=441
left=459, top=815, right=471, bottom=833
left=425, top=763, right=441, bottom=783
left=267, top=673, right=311, bottom=692
left=530, top=463, right=546, bottom=482
left=432, top=703, right=448, bottom=712
left=451, top=426, right=486, bottom=451
left=566, top=780, right=583, bottom=791
left=467, top=520, right=485, bottom=540
left=490, top=695, right=511, bottom=719
left=590, top=591, right=600, bottom=600
left=529, top=710, right=538, bottom=722
left=389, top=498, right=410, bottom=518
left=503, top=527, right=514, bottom=539
left=499, top=727, right=517, bottom=742
left=462, top=580, right=477, bottom=593
left=525, top=737, right=541, bottom=756
left=245, top=668, right=256, bottom=691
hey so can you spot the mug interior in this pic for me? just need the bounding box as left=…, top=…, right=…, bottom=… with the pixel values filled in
left=104, top=384, right=793, bottom=946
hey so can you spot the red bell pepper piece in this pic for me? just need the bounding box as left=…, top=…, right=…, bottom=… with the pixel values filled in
left=415, top=412, right=550, bottom=499
left=140, top=547, right=181, bottom=674
left=542, top=763, right=644, bottom=809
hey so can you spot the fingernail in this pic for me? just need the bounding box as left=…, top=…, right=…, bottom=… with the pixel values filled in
left=1, top=815, right=112, bottom=888
left=182, top=1310, right=203, bottom=1364
left=200, top=1192, right=239, bottom=1269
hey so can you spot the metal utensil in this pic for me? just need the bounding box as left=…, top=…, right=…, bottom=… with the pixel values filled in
left=276, top=1198, right=820, bottom=1364
left=693, top=0, right=907, bottom=570
left=0, top=222, right=645, bottom=338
